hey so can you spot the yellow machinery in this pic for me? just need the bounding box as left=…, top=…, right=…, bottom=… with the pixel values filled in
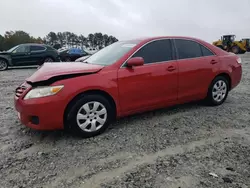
left=241, top=38, right=250, bottom=52
left=213, top=35, right=246, bottom=54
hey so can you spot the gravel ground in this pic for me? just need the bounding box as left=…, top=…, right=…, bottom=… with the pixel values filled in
left=0, top=54, right=250, bottom=188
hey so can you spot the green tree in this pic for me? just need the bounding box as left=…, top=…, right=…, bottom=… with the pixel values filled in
left=87, top=33, right=94, bottom=48
left=46, top=32, right=58, bottom=46
left=0, top=30, right=119, bottom=51
left=0, top=35, right=5, bottom=51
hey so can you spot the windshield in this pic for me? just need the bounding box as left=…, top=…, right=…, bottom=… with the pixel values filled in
left=84, top=41, right=139, bottom=65
left=7, top=45, right=19, bottom=52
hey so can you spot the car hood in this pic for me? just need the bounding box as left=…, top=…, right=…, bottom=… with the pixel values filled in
left=0, top=51, right=10, bottom=55
left=26, top=62, right=104, bottom=84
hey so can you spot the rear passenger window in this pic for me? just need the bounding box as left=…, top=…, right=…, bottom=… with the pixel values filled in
left=200, top=45, right=214, bottom=56
left=31, top=46, right=46, bottom=51
left=175, top=39, right=202, bottom=59
left=132, top=39, right=173, bottom=64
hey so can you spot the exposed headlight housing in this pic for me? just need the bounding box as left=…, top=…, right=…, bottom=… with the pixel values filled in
left=24, top=85, right=64, bottom=100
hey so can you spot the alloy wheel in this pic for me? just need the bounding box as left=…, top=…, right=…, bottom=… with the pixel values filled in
left=76, top=101, right=107, bottom=132
left=212, top=80, right=227, bottom=103
left=65, top=57, right=71, bottom=62
left=44, top=58, right=54, bottom=62
left=0, top=60, right=8, bottom=71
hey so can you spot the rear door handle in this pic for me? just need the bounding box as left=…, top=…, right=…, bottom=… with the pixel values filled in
left=210, top=60, right=218, bottom=64
left=167, top=66, right=176, bottom=72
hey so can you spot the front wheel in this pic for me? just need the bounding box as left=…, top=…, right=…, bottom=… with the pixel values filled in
left=206, top=76, right=229, bottom=106
left=231, top=46, right=239, bottom=54
left=65, top=95, right=114, bottom=138
left=0, top=59, right=8, bottom=71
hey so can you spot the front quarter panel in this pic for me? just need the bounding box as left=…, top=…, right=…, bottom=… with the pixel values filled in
left=51, top=68, right=120, bottom=116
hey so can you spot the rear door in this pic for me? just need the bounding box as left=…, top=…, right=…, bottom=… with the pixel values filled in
left=30, top=45, right=47, bottom=65
left=174, top=39, right=220, bottom=102
left=118, top=39, right=178, bottom=114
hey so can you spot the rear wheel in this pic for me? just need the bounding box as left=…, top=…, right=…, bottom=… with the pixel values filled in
left=65, top=94, right=114, bottom=138
left=0, top=59, right=8, bottom=71
left=206, top=76, right=229, bottom=106
left=65, top=57, right=71, bottom=62
left=239, top=49, right=246, bottom=54
left=43, top=57, right=54, bottom=63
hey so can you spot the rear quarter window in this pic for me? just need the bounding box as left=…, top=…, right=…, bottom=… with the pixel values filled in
left=200, top=45, right=215, bottom=56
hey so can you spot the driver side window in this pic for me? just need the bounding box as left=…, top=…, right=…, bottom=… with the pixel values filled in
left=131, top=39, right=173, bottom=64
left=13, top=45, right=30, bottom=53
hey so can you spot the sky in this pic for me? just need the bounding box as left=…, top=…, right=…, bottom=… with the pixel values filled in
left=0, top=0, right=250, bottom=43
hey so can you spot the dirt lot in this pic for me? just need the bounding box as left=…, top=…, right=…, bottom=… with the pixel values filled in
left=0, top=54, right=250, bottom=188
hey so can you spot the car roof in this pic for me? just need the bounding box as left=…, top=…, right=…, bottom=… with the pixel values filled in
left=121, top=36, right=207, bottom=44
left=19, top=43, right=47, bottom=46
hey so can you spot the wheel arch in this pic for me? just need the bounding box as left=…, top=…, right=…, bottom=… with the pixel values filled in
left=0, top=57, right=9, bottom=70
left=214, top=73, right=232, bottom=90
left=63, top=89, right=117, bottom=128
left=43, top=56, right=55, bottom=61
left=0, top=57, right=9, bottom=63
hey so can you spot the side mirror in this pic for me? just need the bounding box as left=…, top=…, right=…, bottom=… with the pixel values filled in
left=127, top=57, right=144, bottom=67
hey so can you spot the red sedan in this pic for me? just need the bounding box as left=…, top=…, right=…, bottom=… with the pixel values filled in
left=14, top=36, right=242, bottom=138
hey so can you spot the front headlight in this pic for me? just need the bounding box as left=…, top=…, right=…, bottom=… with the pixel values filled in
left=24, top=85, right=64, bottom=100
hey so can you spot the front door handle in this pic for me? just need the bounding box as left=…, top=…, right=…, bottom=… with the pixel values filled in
left=210, top=60, right=218, bottom=64
left=167, top=66, right=176, bottom=72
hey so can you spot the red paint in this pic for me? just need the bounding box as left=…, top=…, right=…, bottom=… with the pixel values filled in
left=27, top=62, right=104, bottom=82
left=126, top=57, right=144, bottom=67
left=14, top=36, right=242, bottom=131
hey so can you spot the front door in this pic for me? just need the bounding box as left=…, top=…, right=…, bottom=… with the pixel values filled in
left=11, top=45, right=31, bottom=66
left=118, top=39, right=178, bottom=115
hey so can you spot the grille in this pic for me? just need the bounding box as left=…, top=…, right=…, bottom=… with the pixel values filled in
left=15, top=84, right=28, bottom=98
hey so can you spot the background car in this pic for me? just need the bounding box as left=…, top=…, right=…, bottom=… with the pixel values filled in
left=0, top=43, right=60, bottom=71
left=59, top=48, right=89, bottom=62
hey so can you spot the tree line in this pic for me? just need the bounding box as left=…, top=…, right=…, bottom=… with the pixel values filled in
left=0, top=31, right=119, bottom=51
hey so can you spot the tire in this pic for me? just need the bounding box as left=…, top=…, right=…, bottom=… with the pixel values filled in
left=231, top=46, right=239, bottom=54
left=65, top=57, right=71, bottom=62
left=206, top=76, right=229, bottom=106
left=0, top=59, right=8, bottom=71
left=43, top=57, right=54, bottom=63
left=239, top=49, right=246, bottom=54
left=65, top=94, right=114, bottom=138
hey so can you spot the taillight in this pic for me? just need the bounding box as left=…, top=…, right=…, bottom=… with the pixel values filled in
left=236, top=57, right=242, bottom=64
